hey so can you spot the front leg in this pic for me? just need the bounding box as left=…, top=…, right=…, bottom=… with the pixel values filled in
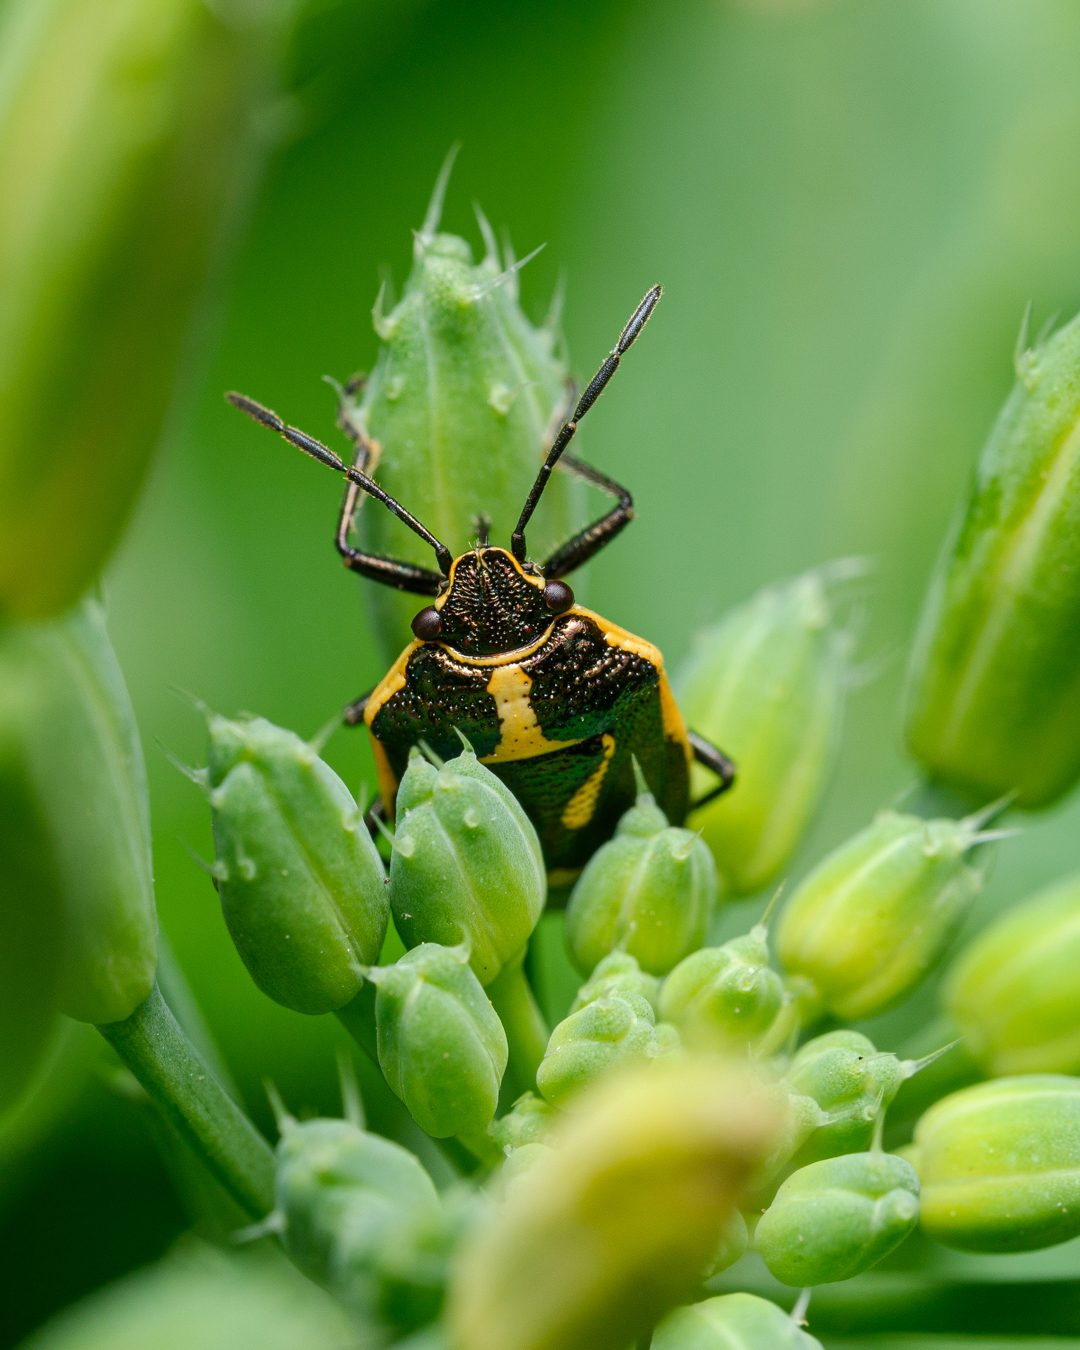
left=343, top=690, right=371, bottom=727
left=687, top=730, right=736, bottom=810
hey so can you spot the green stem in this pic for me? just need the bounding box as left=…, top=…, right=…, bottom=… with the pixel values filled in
left=98, top=984, right=275, bottom=1220
left=488, top=949, right=549, bottom=1099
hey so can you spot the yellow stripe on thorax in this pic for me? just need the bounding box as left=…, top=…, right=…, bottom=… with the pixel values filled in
left=480, top=664, right=583, bottom=764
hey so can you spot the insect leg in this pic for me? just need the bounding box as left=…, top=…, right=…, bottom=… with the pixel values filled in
left=540, top=453, right=634, bottom=577
left=343, top=690, right=372, bottom=727
left=687, top=730, right=736, bottom=809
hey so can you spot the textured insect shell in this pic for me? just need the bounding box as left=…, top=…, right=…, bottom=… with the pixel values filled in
left=565, top=814, right=718, bottom=978
left=905, top=308, right=1080, bottom=810
left=536, top=992, right=658, bottom=1108
left=910, top=1074, right=1080, bottom=1253
left=374, top=943, right=508, bottom=1138
left=776, top=810, right=982, bottom=1020
left=365, top=583, right=694, bottom=878
left=659, top=929, right=784, bottom=1051
left=388, top=748, right=545, bottom=986
left=786, top=1030, right=907, bottom=1166
left=652, top=1292, right=824, bottom=1350
left=570, top=949, right=662, bottom=1015
left=675, top=566, right=849, bottom=897
left=945, top=869, right=1080, bottom=1075
left=345, top=231, right=581, bottom=662
left=754, top=1150, right=920, bottom=1287
left=275, top=1117, right=440, bottom=1283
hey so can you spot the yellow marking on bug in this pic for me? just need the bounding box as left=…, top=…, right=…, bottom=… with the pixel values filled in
left=364, top=640, right=419, bottom=730
left=433, top=545, right=545, bottom=611
left=575, top=607, right=693, bottom=765
left=480, top=664, right=583, bottom=764
left=443, top=622, right=556, bottom=667
left=560, top=732, right=616, bottom=830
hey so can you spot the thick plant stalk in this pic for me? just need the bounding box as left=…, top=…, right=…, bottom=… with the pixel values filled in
left=98, top=984, right=274, bottom=1219
left=487, top=951, right=550, bottom=1099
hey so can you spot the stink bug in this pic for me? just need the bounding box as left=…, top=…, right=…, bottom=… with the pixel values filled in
left=228, top=287, right=734, bottom=881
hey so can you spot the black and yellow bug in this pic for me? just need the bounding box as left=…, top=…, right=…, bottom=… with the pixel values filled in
left=228, top=286, right=734, bottom=882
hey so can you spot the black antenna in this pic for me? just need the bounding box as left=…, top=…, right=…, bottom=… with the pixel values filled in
left=511, top=285, right=661, bottom=563
left=226, top=392, right=454, bottom=577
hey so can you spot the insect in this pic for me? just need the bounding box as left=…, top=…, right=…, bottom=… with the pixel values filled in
left=228, top=286, right=735, bottom=883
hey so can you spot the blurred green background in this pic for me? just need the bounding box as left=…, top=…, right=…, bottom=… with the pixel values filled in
left=6, top=0, right=1080, bottom=1341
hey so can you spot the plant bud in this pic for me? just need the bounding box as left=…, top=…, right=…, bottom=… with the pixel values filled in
left=0, top=0, right=280, bottom=619
left=674, top=564, right=857, bottom=896
left=945, top=870, right=1080, bottom=1075
left=0, top=598, right=156, bottom=1025
left=369, top=943, right=507, bottom=1139
left=275, top=1116, right=440, bottom=1284
left=449, top=1057, right=785, bottom=1350
left=569, top=950, right=661, bottom=1015
left=776, top=808, right=992, bottom=1020
left=390, top=746, right=545, bottom=986
left=491, top=1093, right=557, bottom=1153
left=906, top=310, right=1080, bottom=810
left=564, top=773, right=718, bottom=977
left=338, top=166, right=581, bottom=660
left=706, top=1208, right=749, bottom=1277
left=909, top=1075, right=1080, bottom=1252
left=652, top=1293, right=823, bottom=1350
left=755, top=1150, right=920, bottom=1286
left=536, top=994, right=659, bottom=1108
left=659, top=924, right=783, bottom=1051
left=206, top=713, right=387, bottom=1016
left=786, top=1031, right=908, bottom=1165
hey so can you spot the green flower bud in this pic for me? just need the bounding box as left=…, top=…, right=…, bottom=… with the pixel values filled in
left=906, top=310, right=1080, bottom=810
left=369, top=943, right=507, bottom=1139
left=652, top=1293, right=823, bottom=1350
left=674, top=564, right=857, bottom=896
left=659, top=924, right=783, bottom=1051
left=909, top=1075, right=1080, bottom=1252
left=706, top=1208, right=749, bottom=1277
left=536, top=994, right=659, bottom=1108
left=786, top=1031, right=909, bottom=1165
left=338, top=159, right=581, bottom=659
left=569, top=950, right=661, bottom=1015
left=275, top=1116, right=440, bottom=1284
left=0, top=598, right=156, bottom=1025
left=491, top=1093, right=557, bottom=1153
left=500, top=1142, right=556, bottom=1194
left=564, top=773, right=719, bottom=977
left=449, top=1058, right=786, bottom=1350
left=390, top=746, right=545, bottom=986
left=755, top=1150, right=920, bottom=1286
left=205, top=713, right=387, bottom=1015
left=945, top=870, right=1080, bottom=1075
left=776, top=808, right=992, bottom=1020
left=0, top=0, right=280, bottom=618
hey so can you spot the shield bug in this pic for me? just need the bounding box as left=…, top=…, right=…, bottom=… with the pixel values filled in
left=227, top=287, right=735, bottom=880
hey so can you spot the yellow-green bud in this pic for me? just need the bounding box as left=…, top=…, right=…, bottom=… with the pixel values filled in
left=207, top=713, right=387, bottom=1016
left=755, top=1150, right=920, bottom=1286
left=674, top=564, right=856, bottom=896
left=659, top=924, right=783, bottom=1052
left=906, top=310, right=1080, bottom=810
left=569, top=949, right=661, bottom=1015
left=786, top=1031, right=909, bottom=1165
left=776, top=809, right=991, bottom=1020
left=370, top=943, right=507, bottom=1139
left=653, top=1293, right=823, bottom=1350
left=564, top=775, right=718, bottom=977
left=706, top=1209, right=749, bottom=1278
left=491, top=1093, right=557, bottom=1153
left=536, top=994, right=659, bottom=1108
left=909, top=1075, right=1080, bottom=1252
left=0, top=598, right=156, bottom=1026
left=338, top=163, right=581, bottom=660
left=945, top=870, right=1080, bottom=1076
left=390, top=745, right=545, bottom=986
left=275, top=1116, right=440, bottom=1284
left=449, top=1057, right=785, bottom=1350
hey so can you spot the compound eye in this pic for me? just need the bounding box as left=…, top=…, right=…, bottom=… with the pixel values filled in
left=543, top=579, right=575, bottom=614
left=411, top=606, right=442, bottom=640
